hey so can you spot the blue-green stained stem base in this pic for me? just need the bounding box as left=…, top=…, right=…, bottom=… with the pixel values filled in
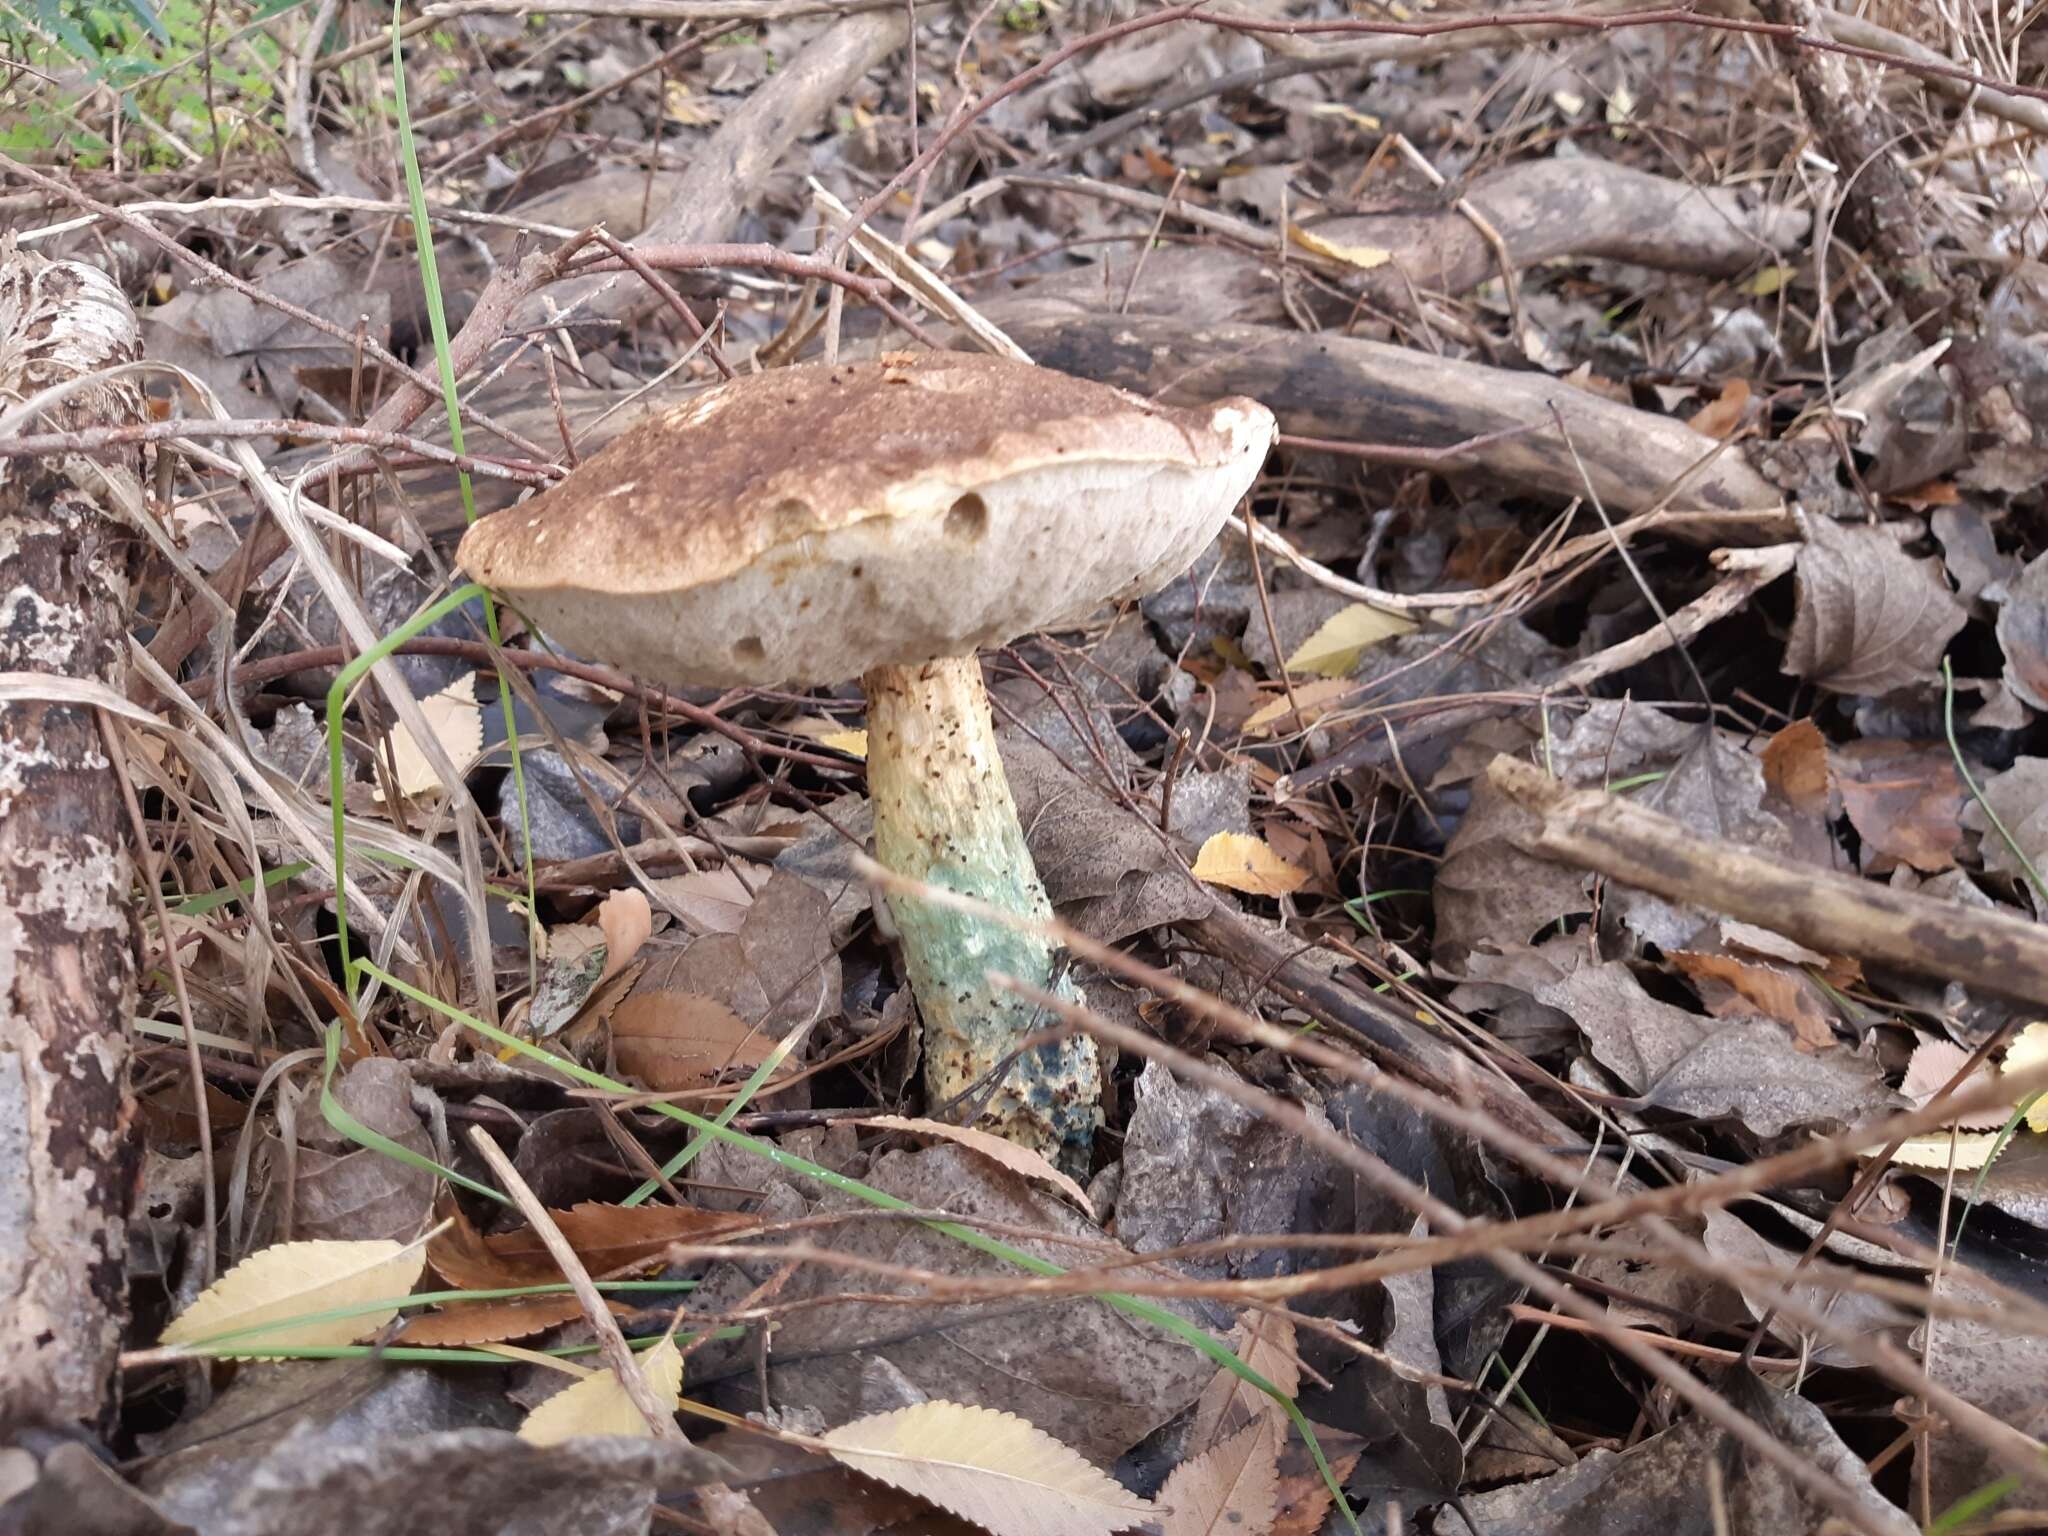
left=864, top=657, right=1101, bottom=1172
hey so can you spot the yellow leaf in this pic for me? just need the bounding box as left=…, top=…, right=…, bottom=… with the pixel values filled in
left=1286, top=224, right=1392, bottom=272
left=662, top=80, right=720, bottom=125
left=161, top=1238, right=426, bottom=1355
left=1307, top=102, right=1380, bottom=131
left=820, top=729, right=868, bottom=758
left=1879, top=1132, right=2010, bottom=1171
left=2004, top=1022, right=2048, bottom=1132
left=1606, top=82, right=1635, bottom=137
left=1244, top=677, right=1356, bottom=737
left=520, top=1336, right=684, bottom=1445
left=785, top=716, right=869, bottom=759
left=1749, top=265, right=1798, bottom=297
left=868, top=1115, right=1092, bottom=1211
left=1283, top=602, right=1416, bottom=677
left=822, top=1401, right=1154, bottom=1536
left=379, top=672, right=482, bottom=803
left=1191, top=833, right=1308, bottom=897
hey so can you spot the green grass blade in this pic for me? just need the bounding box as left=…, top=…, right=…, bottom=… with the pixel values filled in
left=325, top=582, right=492, bottom=997
left=389, top=7, right=540, bottom=989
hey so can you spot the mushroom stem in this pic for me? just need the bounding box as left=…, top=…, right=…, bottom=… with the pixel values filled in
left=863, top=655, right=1102, bottom=1169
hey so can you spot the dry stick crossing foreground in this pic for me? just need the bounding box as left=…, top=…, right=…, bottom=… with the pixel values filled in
left=1488, top=754, right=2048, bottom=1009
left=0, top=243, right=145, bottom=1435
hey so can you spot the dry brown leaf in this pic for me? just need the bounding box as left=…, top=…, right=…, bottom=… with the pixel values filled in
left=1783, top=516, right=1967, bottom=695
left=1959, top=757, right=2048, bottom=886
left=161, top=1238, right=426, bottom=1355
left=398, top=1294, right=606, bottom=1346
left=1190, top=1310, right=1299, bottom=1453
left=1760, top=718, right=1831, bottom=818
left=610, top=990, right=776, bottom=1091
left=647, top=862, right=767, bottom=935
left=429, top=1197, right=750, bottom=1290
left=1191, top=833, right=1308, bottom=897
left=519, top=1336, right=683, bottom=1445
left=1893, top=478, right=1961, bottom=510
left=595, top=888, right=653, bottom=981
left=1832, top=739, right=1964, bottom=872
left=869, top=1115, right=1091, bottom=1211
left=1879, top=1023, right=2048, bottom=1166
left=1157, top=1420, right=1280, bottom=1536
left=1268, top=1433, right=1362, bottom=1536
left=821, top=1401, right=1154, bottom=1536
left=1669, top=950, right=1837, bottom=1052
left=1684, top=377, right=1752, bottom=439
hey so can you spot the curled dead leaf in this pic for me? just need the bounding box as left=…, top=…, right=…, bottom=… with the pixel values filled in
left=869, top=1114, right=1092, bottom=1211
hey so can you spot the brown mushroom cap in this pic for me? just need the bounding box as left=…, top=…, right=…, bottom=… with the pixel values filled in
left=457, top=352, right=1275, bottom=687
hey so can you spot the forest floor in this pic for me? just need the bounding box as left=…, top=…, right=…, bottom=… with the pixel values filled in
left=5, top=1, right=2048, bottom=1533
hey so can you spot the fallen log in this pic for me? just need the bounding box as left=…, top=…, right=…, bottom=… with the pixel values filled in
left=1001, top=157, right=1809, bottom=327
left=984, top=304, right=1786, bottom=530
left=1488, top=754, right=2048, bottom=1009
left=0, top=243, right=145, bottom=1436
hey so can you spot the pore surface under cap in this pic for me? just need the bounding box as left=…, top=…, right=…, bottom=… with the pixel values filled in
left=457, top=352, right=1274, bottom=688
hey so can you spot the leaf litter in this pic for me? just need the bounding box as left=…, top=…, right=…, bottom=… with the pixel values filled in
left=28, top=3, right=2048, bottom=1533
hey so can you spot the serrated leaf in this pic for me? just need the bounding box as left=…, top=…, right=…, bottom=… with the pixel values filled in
left=1881, top=1132, right=2011, bottom=1171
left=1900, top=1038, right=2007, bottom=1129
left=1285, top=224, right=1391, bottom=271
left=1191, top=833, right=1308, bottom=898
left=161, top=1239, right=426, bottom=1354
left=1281, top=603, right=1415, bottom=678
left=822, top=1401, right=1154, bottom=1536
left=1190, top=1310, right=1299, bottom=1452
left=1158, top=1419, right=1281, bottom=1536
left=519, top=1335, right=683, bottom=1445
left=869, top=1115, right=1092, bottom=1210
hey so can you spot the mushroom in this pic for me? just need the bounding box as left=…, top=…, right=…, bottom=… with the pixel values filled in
left=458, top=352, right=1274, bottom=1167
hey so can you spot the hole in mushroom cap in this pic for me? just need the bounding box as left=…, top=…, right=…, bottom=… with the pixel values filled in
left=944, top=493, right=989, bottom=544
left=734, top=636, right=766, bottom=664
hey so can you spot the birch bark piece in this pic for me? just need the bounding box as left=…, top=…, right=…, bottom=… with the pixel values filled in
left=0, top=241, right=145, bottom=1435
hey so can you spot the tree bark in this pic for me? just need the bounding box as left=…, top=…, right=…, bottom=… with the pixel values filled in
left=0, top=242, right=145, bottom=1436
